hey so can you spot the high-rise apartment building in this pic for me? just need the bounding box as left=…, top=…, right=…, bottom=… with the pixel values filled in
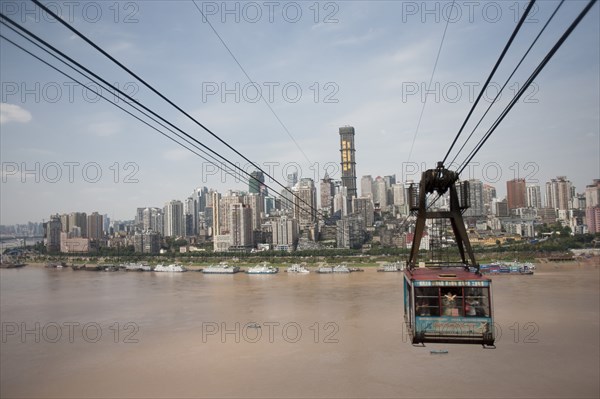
left=209, top=191, right=220, bottom=233
left=352, top=196, right=374, bottom=227
left=244, top=193, right=264, bottom=232
left=360, top=175, right=373, bottom=198
left=293, top=178, right=317, bottom=228
left=546, top=176, right=572, bottom=210
left=507, top=178, right=526, bottom=210
left=333, top=183, right=348, bottom=218
left=482, top=184, right=497, bottom=215
left=229, top=203, right=253, bottom=249
left=271, top=216, right=298, bottom=251
left=526, top=185, right=543, bottom=209
left=373, top=176, right=388, bottom=208
left=336, top=214, right=363, bottom=249
left=392, top=183, right=406, bottom=206
left=184, top=196, right=196, bottom=236
left=464, top=179, right=484, bottom=217
left=133, top=231, right=160, bottom=254
left=142, top=207, right=163, bottom=234
left=45, top=214, right=62, bottom=253
left=217, top=191, right=243, bottom=234
left=87, top=212, right=103, bottom=240
left=287, top=172, right=298, bottom=188
left=60, top=213, right=70, bottom=233
left=68, top=212, right=87, bottom=238
left=320, top=173, right=335, bottom=216
left=163, top=200, right=184, bottom=237
left=585, top=179, right=600, bottom=233
left=135, top=208, right=145, bottom=230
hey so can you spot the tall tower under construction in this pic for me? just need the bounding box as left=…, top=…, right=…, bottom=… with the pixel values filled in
left=339, top=126, right=357, bottom=204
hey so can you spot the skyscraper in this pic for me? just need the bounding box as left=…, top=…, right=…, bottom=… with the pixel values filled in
left=45, top=214, right=62, bottom=253
left=482, top=184, right=497, bottom=215
left=244, top=193, right=264, bottom=232
left=163, top=200, right=184, bottom=237
left=271, top=216, right=298, bottom=251
left=211, top=191, right=221, bottom=235
left=546, top=176, right=572, bottom=210
left=463, top=179, right=484, bottom=217
left=60, top=213, right=70, bottom=233
left=507, top=178, right=526, bottom=210
left=287, top=172, right=298, bottom=187
left=585, top=179, right=600, bottom=233
left=86, top=212, right=103, bottom=240
left=184, top=196, right=196, bottom=236
left=333, top=183, right=348, bottom=218
left=392, top=183, right=406, bottom=206
left=360, top=175, right=373, bottom=198
left=229, top=203, right=253, bottom=249
left=526, top=185, right=543, bottom=209
left=68, top=212, right=87, bottom=238
left=384, top=175, right=396, bottom=206
left=320, top=173, right=335, bottom=216
left=336, top=214, right=363, bottom=249
left=339, top=126, right=357, bottom=204
left=352, top=196, right=374, bottom=227
left=142, top=207, right=163, bottom=234
left=187, top=186, right=208, bottom=236
left=218, top=191, right=243, bottom=234
left=293, top=178, right=317, bottom=228
left=249, top=170, right=266, bottom=195
left=373, top=176, right=388, bottom=208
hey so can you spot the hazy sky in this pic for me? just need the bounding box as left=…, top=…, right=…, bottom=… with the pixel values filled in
left=1, top=0, right=599, bottom=225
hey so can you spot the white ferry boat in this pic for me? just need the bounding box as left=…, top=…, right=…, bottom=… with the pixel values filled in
left=317, top=264, right=350, bottom=274
left=377, top=261, right=405, bottom=272
left=286, top=264, right=310, bottom=274
left=123, top=263, right=152, bottom=272
left=247, top=263, right=279, bottom=274
left=202, top=264, right=240, bottom=274
left=154, top=264, right=187, bottom=272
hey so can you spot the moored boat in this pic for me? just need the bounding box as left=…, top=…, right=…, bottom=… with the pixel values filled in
left=377, top=261, right=405, bottom=272
left=286, top=264, right=310, bottom=273
left=154, top=264, right=187, bottom=272
left=123, top=263, right=152, bottom=272
left=202, top=263, right=240, bottom=274
left=247, top=263, right=278, bottom=274
left=317, top=264, right=351, bottom=273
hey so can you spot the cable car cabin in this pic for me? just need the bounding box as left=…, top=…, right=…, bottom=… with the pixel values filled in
left=403, top=267, right=495, bottom=346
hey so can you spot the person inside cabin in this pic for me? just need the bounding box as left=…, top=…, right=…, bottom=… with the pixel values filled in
left=465, top=297, right=478, bottom=316
left=442, top=291, right=458, bottom=316
left=417, top=299, right=430, bottom=316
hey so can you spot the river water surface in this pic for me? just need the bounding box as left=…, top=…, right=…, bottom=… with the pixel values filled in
left=1, top=262, right=598, bottom=398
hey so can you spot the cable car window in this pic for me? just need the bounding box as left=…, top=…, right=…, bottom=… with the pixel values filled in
left=415, top=287, right=440, bottom=316
left=441, top=287, right=464, bottom=317
left=464, top=287, right=490, bottom=317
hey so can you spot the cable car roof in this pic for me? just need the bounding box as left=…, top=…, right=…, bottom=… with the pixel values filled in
left=406, top=267, right=492, bottom=282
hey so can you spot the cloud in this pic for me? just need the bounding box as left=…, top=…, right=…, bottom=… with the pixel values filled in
left=0, top=103, right=32, bottom=125
left=107, top=41, right=134, bottom=53
left=331, top=28, right=381, bottom=46
left=87, top=121, right=121, bottom=137
left=163, top=148, right=193, bottom=161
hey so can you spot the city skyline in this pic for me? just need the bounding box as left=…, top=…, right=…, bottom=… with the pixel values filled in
left=1, top=173, right=596, bottom=228
left=1, top=1, right=599, bottom=224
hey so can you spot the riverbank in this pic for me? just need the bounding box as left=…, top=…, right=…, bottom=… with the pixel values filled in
left=22, top=256, right=600, bottom=271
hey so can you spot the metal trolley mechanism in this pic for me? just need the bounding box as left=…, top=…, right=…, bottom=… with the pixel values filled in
left=403, top=162, right=496, bottom=348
